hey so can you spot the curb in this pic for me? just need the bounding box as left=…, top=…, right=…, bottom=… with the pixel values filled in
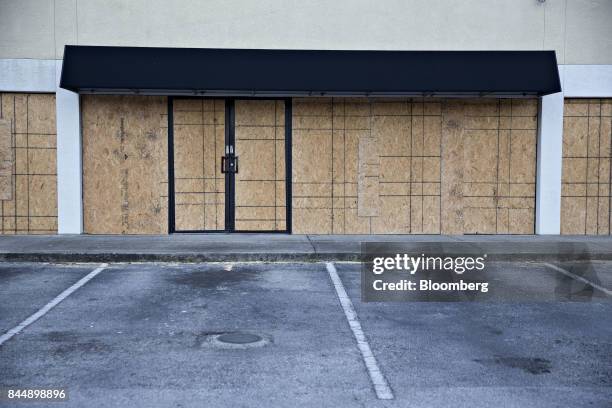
left=1, top=251, right=611, bottom=263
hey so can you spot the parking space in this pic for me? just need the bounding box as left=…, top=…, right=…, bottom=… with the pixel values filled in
left=0, top=261, right=611, bottom=407
left=0, top=263, right=94, bottom=332
left=0, top=263, right=374, bottom=407
left=336, top=261, right=612, bottom=407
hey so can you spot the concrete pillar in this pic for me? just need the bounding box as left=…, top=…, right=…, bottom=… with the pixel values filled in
left=535, top=92, right=564, bottom=235
left=55, top=60, right=83, bottom=234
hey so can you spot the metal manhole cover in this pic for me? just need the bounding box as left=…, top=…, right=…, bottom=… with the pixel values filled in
left=217, top=333, right=262, bottom=344
left=206, top=332, right=271, bottom=349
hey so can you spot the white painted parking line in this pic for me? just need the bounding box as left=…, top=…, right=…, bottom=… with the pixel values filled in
left=544, top=262, right=612, bottom=296
left=326, top=262, right=394, bottom=400
left=0, top=263, right=108, bottom=347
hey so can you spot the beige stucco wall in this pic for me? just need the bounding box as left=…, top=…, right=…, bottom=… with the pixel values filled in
left=0, top=0, right=610, bottom=64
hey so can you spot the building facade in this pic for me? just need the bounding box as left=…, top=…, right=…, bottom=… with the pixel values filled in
left=0, top=0, right=611, bottom=235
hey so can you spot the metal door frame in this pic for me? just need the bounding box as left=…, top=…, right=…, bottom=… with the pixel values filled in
left=168, top=96, right=292, bottom=233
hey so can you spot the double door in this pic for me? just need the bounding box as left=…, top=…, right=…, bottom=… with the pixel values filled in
left=169, top=98, right=290, bottom=232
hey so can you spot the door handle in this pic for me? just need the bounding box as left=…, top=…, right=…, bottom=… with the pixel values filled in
left=221, top=156, right=227, bottom=173
left=221, top=155, right=238, bottom=174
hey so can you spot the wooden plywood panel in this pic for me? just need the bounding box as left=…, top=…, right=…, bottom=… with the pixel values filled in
left=0, top=120, right=12, bottom=200
left=440, top=101, right=465, bottom=234
left=371, top=196, right=409, bottom=233
left=291, top=97, right=535, bottom=235
left=463, top=130, right=497, bottom=183
left=357, top=136, right=379, bottom=217
left=82, top=95, right=167, bottom=234
left=372, top=115, right=410, bottom=156
left=292, top=99, right=333, bottom=233
left=440, top=99, right=537, bottom=234
left=561, top=98, right=612, bottom=235
left=235, top=100, right=285, bottom=231
left=172, top=99, right=225, bottom=231
left=0, top=93, right=57, bottom=234
left=293, top=130, right=332, bottom=183
left=292, top=97, right=443, bottom=234
left=27, top=94, right=56, bottom=134
left=235, top=100, right=276, bottom=126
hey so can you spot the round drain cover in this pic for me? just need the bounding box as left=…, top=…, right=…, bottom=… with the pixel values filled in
left=217, top=333, right=262, bottom=345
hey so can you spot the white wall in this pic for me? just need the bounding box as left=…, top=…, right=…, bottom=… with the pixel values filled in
left=561, top=65, right=612, bottom=97
left=536, top=92, right=564, bottom=234
left=55, top=60, right=83, bottom=234
left=0, top=58, right=56, bottom=92
left=1, top=0, right=611, bottom=64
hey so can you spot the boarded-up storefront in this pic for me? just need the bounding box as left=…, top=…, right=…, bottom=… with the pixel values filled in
left=292, top=98, right=538, bottom=234
left=561, top=99, right=612, bottom=235
left=0, top=93, right=57, bottom=234
left=82, top=96, right=537, bottom=235
left=63, top=46, right=561, bottom=236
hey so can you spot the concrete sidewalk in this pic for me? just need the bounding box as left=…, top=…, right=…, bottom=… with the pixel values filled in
left=0, top=234, right=611, bottom=262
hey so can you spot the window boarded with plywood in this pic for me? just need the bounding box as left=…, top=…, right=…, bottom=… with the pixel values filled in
left=82, top=95, right=168, bottom=234
left=292, top=98, right=442, bottom=234
left=561, top=99, right=612, bottom=235
left=0, top=119, right=12, bottom=200
left=0, top=93, right=57, bottom=234
left=173, top=99, right=226, bottom=231
left=455, top=99, right=538, bottom=234
left=292, top=98, right=537, bottom=234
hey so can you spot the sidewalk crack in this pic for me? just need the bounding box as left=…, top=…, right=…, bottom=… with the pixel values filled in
left=306, top=235, right=317, bottom=255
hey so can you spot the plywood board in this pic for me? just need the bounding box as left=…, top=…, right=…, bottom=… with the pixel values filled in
left=440, top=99, right=537, bottom=234
left=357, top=136, right=379, bottom=217
left=0, top=119, right=12, bottom=200
left=172, top=98, right=225, bottom=231
left=293, top=97, right=442, bottom=234
left=234, top=100, right=285, bottom=231
left=291, top=99, right=333, bottom=233
left=291, top=97, right=536, bottom=235
left=440, top=101, right=465, bottom=234
left=82, top=95, right=167, bottom=234
left=561, top=98, right=612, bottom=235
left=0, top=93, right=57, bottom=234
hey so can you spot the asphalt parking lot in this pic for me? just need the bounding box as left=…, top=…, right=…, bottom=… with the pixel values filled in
left=0, top=261, right=611, bottom=407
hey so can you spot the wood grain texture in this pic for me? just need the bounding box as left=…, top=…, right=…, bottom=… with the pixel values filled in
left=292, top=98, right=536, bottom=234
left=0, top=119, right=12, bottom=200
left=561, top=98, right=612, bottom=235
left=428, top=97, right=531, bottom=235
left=234, top=100, right=286, bottom=231
left=357, top=136, right=380, bottom=217
left=292, top=98, right=443, bottom=234
left=173, top=99, right=225, bottom=231
left=82, top=95, right=167, bottom=234
left=0, top=93, right=57, bottom=234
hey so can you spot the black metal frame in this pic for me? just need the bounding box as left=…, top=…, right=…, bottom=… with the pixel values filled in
left=168, top=96, right=292, bottom=234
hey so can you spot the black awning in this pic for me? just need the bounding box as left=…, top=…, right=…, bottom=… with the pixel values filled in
left=60, top=46, right=561, bottom=97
